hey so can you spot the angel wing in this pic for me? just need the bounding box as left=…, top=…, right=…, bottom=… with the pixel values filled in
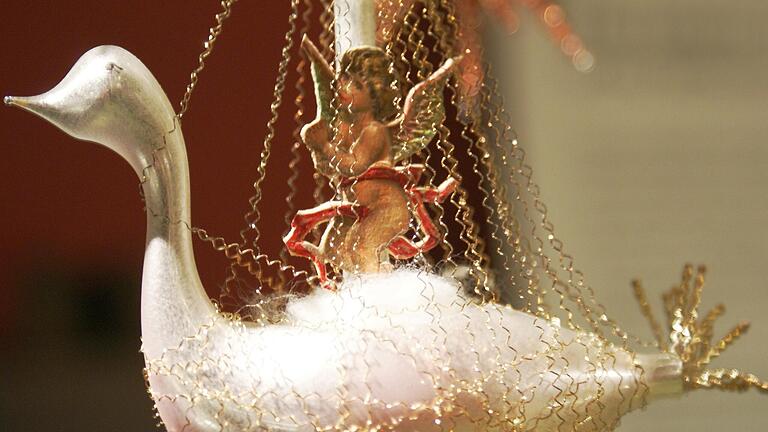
left=389, top=56, right=460, bottom=163
left=301, top=36, right=335, bottom=122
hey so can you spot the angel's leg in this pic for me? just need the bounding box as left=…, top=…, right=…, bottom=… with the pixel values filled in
left=318, top=215, right=353, bottom=272
left=345, top=191, right=410, bottom=273
left=346, top=212, right=408, bottom=273
left=283, top=200, right=366, bottom=285
left=389, top=177, right=458, bottom=258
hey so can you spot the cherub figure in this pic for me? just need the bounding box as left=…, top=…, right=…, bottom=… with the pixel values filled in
left=283, top=36, right=459, bottom=285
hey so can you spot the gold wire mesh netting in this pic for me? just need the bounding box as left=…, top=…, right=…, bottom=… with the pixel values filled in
left=184, top=0, right=642, bottom=348
left=139, top=1, right=768, bottom=431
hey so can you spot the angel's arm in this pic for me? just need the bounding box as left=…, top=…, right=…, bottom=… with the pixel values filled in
left=315, top=124, right=388, bottom=177
left=301, top=36, right=335, bottom=122
left=300, top=120, right=336, bottom=178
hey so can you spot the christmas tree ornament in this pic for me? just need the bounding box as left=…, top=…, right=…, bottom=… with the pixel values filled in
left=5, top=1, right=766, bottom=431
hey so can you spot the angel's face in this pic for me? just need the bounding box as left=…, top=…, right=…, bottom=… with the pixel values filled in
left=337, top=74, right=373, bottom=115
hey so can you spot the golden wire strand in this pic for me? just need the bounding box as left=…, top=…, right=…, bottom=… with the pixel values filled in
left=182, top=0, right=309, bottom=302
left=137, top=129, right=310, bottom=308
left=701, top=320, right=750, bottom=366
left=192, top=227, right=309, bottom=283
left=631, top=266, right=768, bottom=398
left=662, top=287, right=679, bottom=331
left=382, top=1, right=440, bottom=265
left=434, top=8, right=496, bottom=290
left=178, top=0, right=239, bottom=120
left=407, top=16, right=486, bottom=295
left=279, top=0, right=313, bottom=272
left=470, top=43, right=543, bottom=313
left=427, top=8, right=505, bottom=416
left=417, top=20, right=460, bottom=270
left=696, top=368, right=768, bottom=393
left=399, top=4, right=510, bottom=420
left=544, top=177, right=652, bottom=341
left=427, top=0, right=498, bottom=399
left=430, top=4, right=544, bottom=421
left=462, top=26, right=656, bottom=347
left=431, top=0, right=503, bottom=298
left=468, top=53, right=595, bottom=335
left=512, top=127, right=654, bottom=344
left=676, top=263, right=694, bottom=316
left=309, top=0, right=335, bottom=205
left=318, top=0, right=335, bottom=60
left=239, top=0, right=301, bottom=257
left=433, top=5, right=556, bottom=316
left=321, top=0, right=352, bottom=284
left=376, top=0, right=445, bottom=270
left=450, top=0, right=552, bottom=316
left=632, top=279, right=667, bottom=349
left=694, top=302, right=725, bottom=367
left=407, top=2, right=459, bottom=267
left=699, top=303, right=726, bottom=335
left=171, top=0, right=294, bottom=303
left=490, top=89, right=568, bottom=320
left=683, top=266, right=706, bottom=330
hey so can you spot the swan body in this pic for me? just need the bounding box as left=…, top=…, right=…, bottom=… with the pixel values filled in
left=6, top=46, right=683, bottom=431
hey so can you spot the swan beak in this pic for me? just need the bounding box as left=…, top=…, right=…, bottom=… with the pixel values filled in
left=4, top=95, right=22, bottom=107
left=4, top=93, right=68, bottom=134
left=4, top=95, right=45, bottom=115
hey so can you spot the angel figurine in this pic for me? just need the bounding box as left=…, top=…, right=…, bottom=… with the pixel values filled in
left=283, top=36, right=460, bottom=285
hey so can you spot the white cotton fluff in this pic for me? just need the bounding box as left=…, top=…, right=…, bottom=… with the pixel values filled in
left=147, top=269, right=646, bottom=432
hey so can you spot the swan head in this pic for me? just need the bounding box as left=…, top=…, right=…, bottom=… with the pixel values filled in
left=5, top=45, right=177, bottom=176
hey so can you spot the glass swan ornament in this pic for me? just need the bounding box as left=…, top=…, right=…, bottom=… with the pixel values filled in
left=6, top=45, right=764, bottom=431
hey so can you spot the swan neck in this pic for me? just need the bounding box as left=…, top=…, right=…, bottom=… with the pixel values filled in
left=138, top=120, right=217, bottom=360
